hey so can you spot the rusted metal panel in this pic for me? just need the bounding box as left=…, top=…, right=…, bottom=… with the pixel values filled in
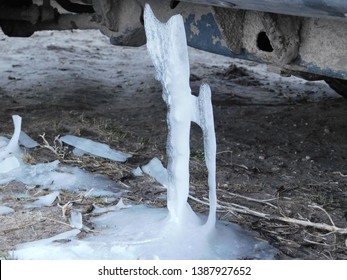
left=182, top=0, right=347, bottom=21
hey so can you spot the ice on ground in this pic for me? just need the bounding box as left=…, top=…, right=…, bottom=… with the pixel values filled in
left=72, top=147, right=86, bottom=156
left=0, top=116, right=123, bottom=196
left=115, top=197, right=130, bottom=209
left=0, top=158, right=121, bottom=195
left=0, top=205, right=15, bottom=215
left=26, top=191, right=60, bottom=208
left=70, top=210, right=83, bottom=229
left=0, top=136, right=9, bottom=148
left=19, top=131, right=39, bottom=148
left=131, top=166, right=144, bottom=177
left=0, top=156, right=20, bottom=174
left=92, top=198, right=130, bottom=214
left=12, top=205, right=275, bottom=260
left=60, top=135, right=131, bottom=162
left=142, top=157, right=168, bottom=186
left=14, top=229, right=81, bottom=260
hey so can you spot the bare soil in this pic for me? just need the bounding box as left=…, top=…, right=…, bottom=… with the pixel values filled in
left=0, top=30, right=346, bottom=260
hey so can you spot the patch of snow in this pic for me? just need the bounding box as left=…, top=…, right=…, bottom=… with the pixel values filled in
left=60, top=135, right=131, bottom=162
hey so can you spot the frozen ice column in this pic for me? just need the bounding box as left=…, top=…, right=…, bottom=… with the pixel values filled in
left=0, top=115, right=22, bottom=173
left=144, top=5, right=217, bottom=228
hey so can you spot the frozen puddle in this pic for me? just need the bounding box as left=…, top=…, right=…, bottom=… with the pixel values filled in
left=14, top=205, right=273, bottom=260
left=10, top=5, right=276, bottom=259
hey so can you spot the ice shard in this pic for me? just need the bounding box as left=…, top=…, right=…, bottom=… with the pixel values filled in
left=60, top=135, right=131, bottom=162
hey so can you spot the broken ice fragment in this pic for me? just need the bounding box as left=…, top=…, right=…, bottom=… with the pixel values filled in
left=19, top=131, right=39, bottom=148
left=70, top=210, right=83, bottom=229
left=0, top=205, right=15, bottom=215
left=0, top=156, right=20, bottom=173
left=29, top=191, right=59, bottom=208
left=116, top=197, right=131, bottom=209
left=60, top=135, right=131, bottom=162
left=72, top=147, right=86, bottom=157
left=132, top=166, right=144, bottom=177
left=142, top=157, right=168, bottom=187
left=92, top=198, right=131, bottom=215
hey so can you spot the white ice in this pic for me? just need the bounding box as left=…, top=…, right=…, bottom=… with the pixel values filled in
left=92, top=198, right=130, bottom=214
left=19, top=131, right=39, bottom=148
left=0, top=156, right=20, bottom=174
left=0, top=136, right=9, bottom=148
left=141, top=157, right=168, bottom=186
left=26, top=191, right=60, bottom=208
left=0, top=205, right=15, bottom=215
left=12, top=205, right=275, bottom=260
left=0, top=157, right=121, bottom=195
left=0, top=117, right=123, bottom=196
left=0, top=115, right=21, bottom=162
left=70, top=210, right=83, bottom=230
left=131, top=166, right=144, bottom=177
left=60, top=135, right=131, bottom=162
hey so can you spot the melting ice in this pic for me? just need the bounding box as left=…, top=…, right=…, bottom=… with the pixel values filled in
left=9, top=5, right=276, bottom=259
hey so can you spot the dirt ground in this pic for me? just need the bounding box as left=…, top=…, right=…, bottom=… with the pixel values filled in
left=0, top=30, right=346, bottom=260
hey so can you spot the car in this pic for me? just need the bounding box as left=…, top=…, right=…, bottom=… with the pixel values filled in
left=1, top=0, right=346, bottom=97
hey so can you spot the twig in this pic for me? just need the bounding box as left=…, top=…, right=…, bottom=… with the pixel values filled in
left=44, top=216, right=74, bottom=228
left=303, top=238, right=332, bottom=247
left=39, top=133, right=65, bottom=158
left=189, top=195, right=347, bottom=234
left=0, top=221, right=43, bottom=234
left=333, top=171, right=347, bottom=178
left=218, top=189, right=278, bottom=209
left=309, top=204, right=335, bottom=227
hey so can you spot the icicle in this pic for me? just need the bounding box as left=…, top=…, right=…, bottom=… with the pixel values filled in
left=144, top=4, right=217, bottom=229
